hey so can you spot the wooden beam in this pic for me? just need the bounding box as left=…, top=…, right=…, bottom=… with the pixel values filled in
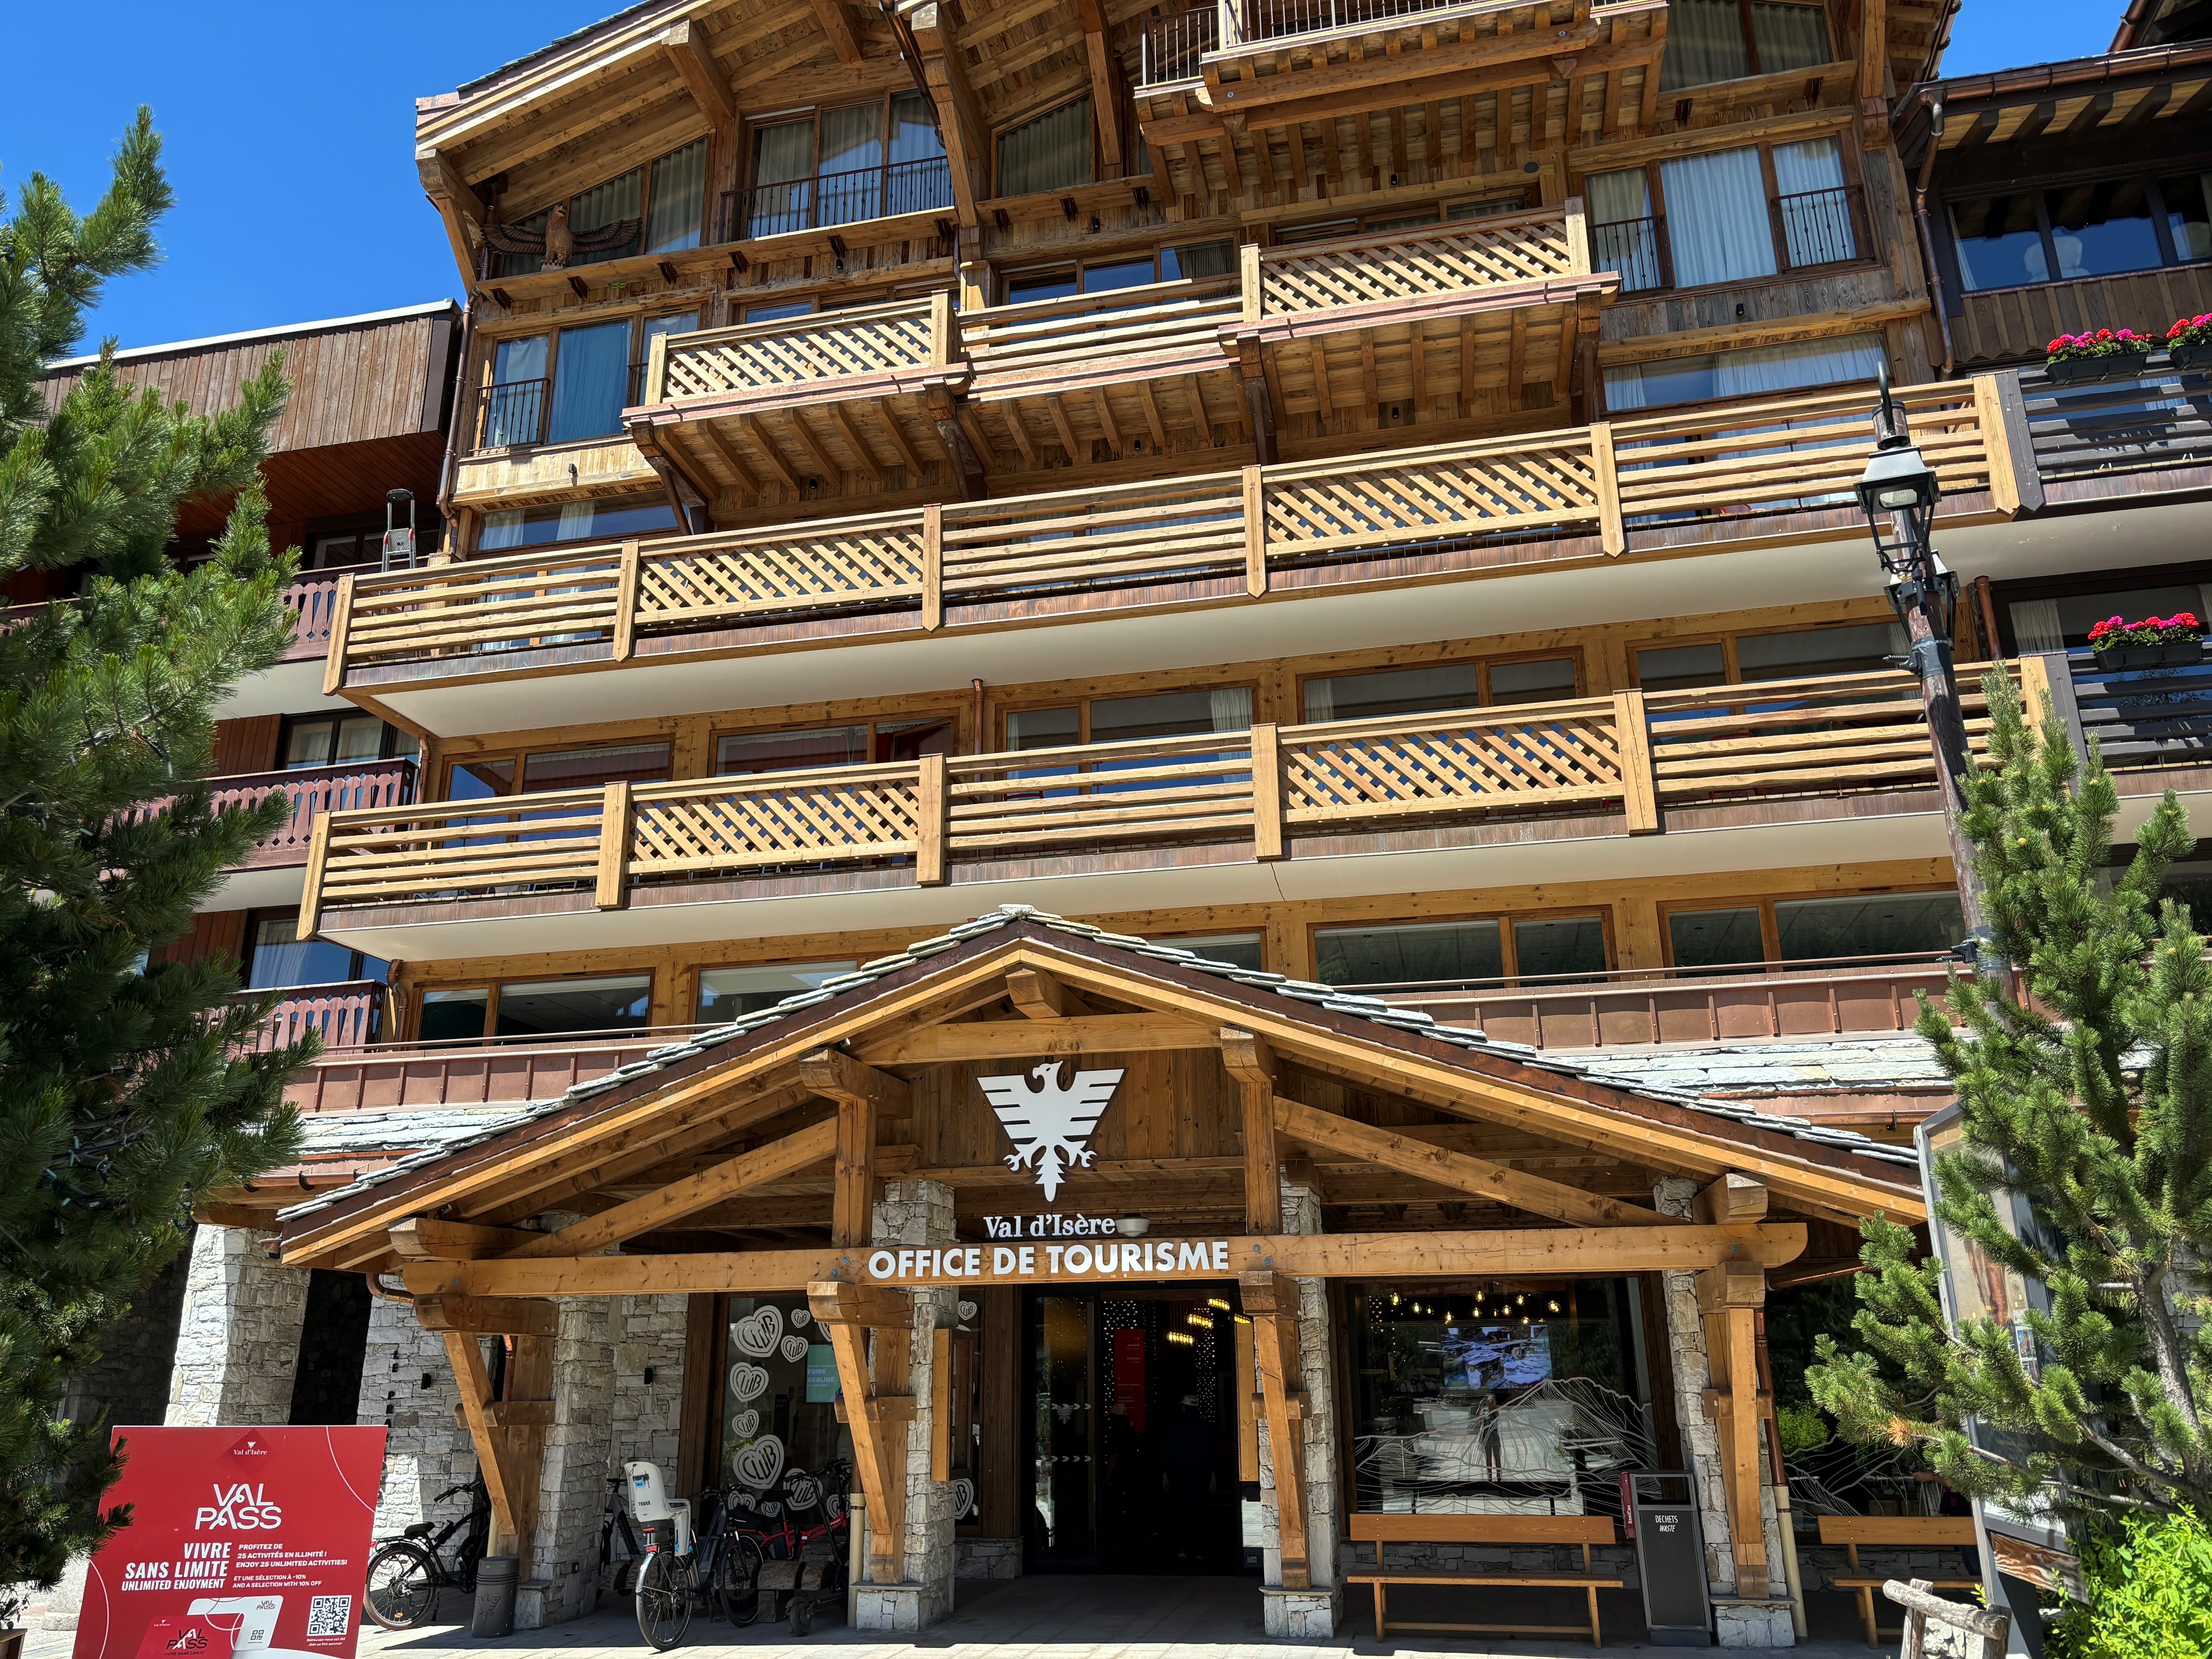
left=1073, top=0, right=1125, bottom=179
left=1694, top=1172, right=1769, bottom=1225
left=809, top=1282, right=910, bottom=1582
left=1242, top=1270, right=1310, bottom=1588
left=447, top=1398, right=555, bottom=1430
left=808, top=1279, right=914, bottom=1329
left=1221, top=1029, right=1282, bottom=1235
left=1698, top=1261, right=1769, bottom=1580
left=502, top=1118, right=840, bottom=1259
left=663, top=19, right=735, bottom=129
left=413, top=1293, right=558, bottom=1336
left=443, top=1332, right=523, bottom=1558
left=402, top=1223, right=1808, bottom=1298
left=805, top=0, right=865, bottom=66
left=909, top=3, right=986, bottom=223
left=1273, top=1096, right=1671, bottom=1229
left=391, top=1217, right=536, bottom=1260
left=416, top=149, right=483, bottom=291
left=804, top=1050, right=902, bottom=1250
left=1006, top=967, right=1089, bottom=1020
left=857, top=1012, right=1219, bottom=1064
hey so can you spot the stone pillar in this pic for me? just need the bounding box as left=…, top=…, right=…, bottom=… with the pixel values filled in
left=519, top=1297, right=620, bottom=1630
left=1653, top=1178, right=1793, bottom=1648
left=853, top=1180, right=957, bottom=1633
left=610, top=1295, right=689, bottom=1475
left=357, top=1294, right=479, bottom=1540
left=1259, top=1177, right=1343, bottom=1638
left=165, top=1226, right=310, bottom=1427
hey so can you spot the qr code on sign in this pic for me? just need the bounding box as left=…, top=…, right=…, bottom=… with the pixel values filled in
left=306, top=1596, right=352, bottom=1638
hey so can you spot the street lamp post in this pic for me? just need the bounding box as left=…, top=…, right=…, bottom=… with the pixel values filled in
left=1854, top=373, right=2004, bottom=981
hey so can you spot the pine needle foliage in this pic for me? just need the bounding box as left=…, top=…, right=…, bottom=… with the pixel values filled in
left=0, top=110, right=311, bottom=1616
left=1807, top=666, right=2212, bottom=1519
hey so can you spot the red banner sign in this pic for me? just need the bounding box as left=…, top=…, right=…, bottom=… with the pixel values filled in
left=73, top=1427, right=388, bottom=1659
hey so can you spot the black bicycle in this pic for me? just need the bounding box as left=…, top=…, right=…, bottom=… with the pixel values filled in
left=599, top=1473, right=647, bottom=1602
left=633, top=1485, right=759, bottom=1650
left=363, top=1477, right=491, bottom=1631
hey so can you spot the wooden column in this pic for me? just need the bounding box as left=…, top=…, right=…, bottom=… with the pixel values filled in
left=1222, top=1031, right=1281, bottom=1234
left=803, top=1048, right=906, bottom=1246
left=1698, top=1259, right=1769, bottom=1583
left=1240, top=1271, right=1310, bottom=1589
left=810, top=1282, right=917, bottom=1585
left=441, top=1328, right=553, bottom=1576
left=977, top=1286, right=1018, bottom=1539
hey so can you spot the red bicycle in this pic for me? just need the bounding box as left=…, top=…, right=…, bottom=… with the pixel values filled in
left=720, top=1460, right=852, bottom=1628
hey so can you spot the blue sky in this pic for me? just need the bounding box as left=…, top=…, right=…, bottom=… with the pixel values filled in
left=0, top=0, right=2124, bottom=353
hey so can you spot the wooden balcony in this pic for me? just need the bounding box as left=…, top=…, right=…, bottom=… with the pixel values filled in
left=280, top=563, right=380, bottom=665
left=623, top=209, right=1614, bottom=505
left=331, top=374, right=2013, bottom=728
left=131, top=760, right=418, bottom=884
left=299, top=666, right=2033, bottom=958
left=231, top=980, right=391, bottom=1053
left=1952, top=267, right=2212, bottom=371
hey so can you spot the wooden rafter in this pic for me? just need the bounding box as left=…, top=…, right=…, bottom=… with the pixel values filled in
left=907, top=3, right=986, bottom=223
left=662, top=19, right=734, bottom=129
left=809, top=1281, right=914, bottom=1582
left=1221, top=1030, right=1282, bottom=1235
left=806, top=0, right=865, bottom=66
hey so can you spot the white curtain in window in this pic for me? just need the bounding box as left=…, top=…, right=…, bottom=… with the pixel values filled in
left=569, top=167, right=643, bottom=264
left=750, top=122, right=816, bottom=237
left=646, top=139, right=707, bottom=252
left=480, top=509, right=526, bottom=551
left=1209, top=687, right=1254, bottom=733
left=1772, top=136, right=1855, bottom=266
left=548, top=321, right=630, bottom=444
left=1712, top=333, right=1885, bottom=398
left=1303, top=678, right=1335, bottom=722
left=998, top=98, right=1093, bottom=196
left=819, top=102, right=885, bottom=227
left=1751, top=3, right=1834, bottom=73
left=1659, top=145, right=1777, bottom=287
left=2009, top=600, right=2064, bottom=654
left=1588, top=167, right=1661, bottom=289
left=1659, top=0, right=1751, bottom=90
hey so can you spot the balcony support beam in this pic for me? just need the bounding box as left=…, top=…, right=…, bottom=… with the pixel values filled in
left=1074, top=0, right=1125, bottom=181
left=805, top=0, right=865, bottom=67
left=907, top=3, right=986, bottom=226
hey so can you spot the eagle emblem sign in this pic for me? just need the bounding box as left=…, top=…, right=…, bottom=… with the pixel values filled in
left=979, top=1063, right=1125, bottom=1201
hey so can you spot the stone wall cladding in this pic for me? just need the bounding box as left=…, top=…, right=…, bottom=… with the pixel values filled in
left=357, top=1295, right=480, bottom=1539
left=165, top=1225, right=310, bottom=1427
left=1653, top=1177, right=1740, bottom=1596
left=859, top=1180, right=957, bottom=1632
left=524, top=1296, right=619, bottom=1629
left=953, top=1538, right=1020, bottom=1580
left=1257, top=1179, right=1343, bottom=1639
left=1795, top=1543, right=1978, bottom=1591
left=610, top=1294, right=688, bottom=1476
left=1338, top=1539, right=1642, bottom=1590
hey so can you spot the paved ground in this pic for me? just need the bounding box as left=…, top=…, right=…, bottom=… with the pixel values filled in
left=17, top=1575, right=1896, bottom=1659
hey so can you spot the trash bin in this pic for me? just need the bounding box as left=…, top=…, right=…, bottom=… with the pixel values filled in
left=472, top=1554, right=519, bottom=1638
left=1627, top=1472, right=1711, bottom=1647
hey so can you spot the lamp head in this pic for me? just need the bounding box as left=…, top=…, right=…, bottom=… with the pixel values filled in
left=1856, top=443, right=1941, bottom=521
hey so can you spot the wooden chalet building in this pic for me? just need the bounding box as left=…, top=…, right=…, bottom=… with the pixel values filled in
left=87, top=0, right=2212, bottom=1647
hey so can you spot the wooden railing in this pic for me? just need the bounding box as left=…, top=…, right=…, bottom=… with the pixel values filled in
left=640, top=295, right=956, bottom=410
left=281, top=564, right=379, bottom=663
left=300, top=668, right=2014, bottom=933
left=130, top=760, right=417, bottom=871
left=963, top=277, right=1242, bottom=384
left=1250, top=208, right=1585, bottom=316
left=332, top=374, right=2011, bottom=685
left=1372, top=951, right=1963, bottom=1050
left=232, top=980, right=389, bottom=1051
left=2023, top=648, right=2212, bottom=775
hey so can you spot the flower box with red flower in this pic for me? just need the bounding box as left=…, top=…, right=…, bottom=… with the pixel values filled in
left=2167, top=313, right=2212, bottom=373
left=2045, top=327, right=2155, bottom=384
left=2088, top=611, right=2204, bottom=670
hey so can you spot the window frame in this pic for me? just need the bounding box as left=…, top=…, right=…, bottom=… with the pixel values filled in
left=493, top=136, right=711, bottom=279
left=1293, top=649, right=1583, bottom=724
left=1308, top=908, right=1615, bottom=990
left=440, top=738, right=677, bottom=803
left=243, top=908, right=385, bottom=991
left=994, top=681, right=1261, bottom=749
left=276, top=712, right=403, bottom=771
left=409, top=969, right=660, bottom=1043
left=709, top=711, right=963, bottom=774
left=1658, top=886, right=1965, bottom=970
left=1658, top=0, right=1837, bottom=90
left=993, top=94, right=1096, bottom=199
left=996, top=239, right=1238, bottom=304
left=742, top=91, right=951, bottom=239
left=1625, top=618, right=1903, bottom=692
left=474, top=307, right=701, bottom=455
left=1585, top=130, right=1872, bottom=297
left=1939, top=163, right=2212, bottom=298
left=694, top=955, right=862, bottom=1021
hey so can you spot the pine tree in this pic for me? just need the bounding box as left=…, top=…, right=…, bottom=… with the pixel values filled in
left=0, top=111, right=310, bottom=1614
left=1807, top=665, right=2212, bottom=1518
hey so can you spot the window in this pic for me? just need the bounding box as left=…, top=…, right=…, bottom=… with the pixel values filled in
left=482, top=334, right=548, bottom=448
left=246, top=912, right=387, bottom=991
left=417, top=974, right=655, bottom=1041
left=2005, top=580, right=2212, bottom=653
left=747, top=93, right=950, bottom=237
left=1158, top=932, right=1265, bottom=970
left=1005, top=687, right=1252, bottom=749
left=479, top=309, right=701, bottom=452
left=1660, top=0, right=1832, bottom=91
left=635, top=310, right=698, bottom=402
left=1346, top=1277, right=1650, bottom=1511
left=998, top=98, right=1092, bottom=197
left=1603, top=332, right=1886, bottom=410
left=1590, top=135, right=1857, bottom=295
left=1276, top=197, right=1527, bottom=246
left=493, top=137, right=709, bottom=277
left=278, top=713, right=397, bottom=769
left=1632, top=620, right=1906, bottom=693
left=745, top=300, right=813, bottom=323
left=1001, top=241, right=1232, bottom=304
left=547, top=319, right=630, bottom=443
left=1301, top=656, right=1577, bottom=722
left=1314, top=915, right=1608, bottom=988
left=1948, top=170, right=2212, bottom=292
left=697, top=960, right=859, bottom=1020
left=714, top=719, right=954, bottom=775
left=445, top=741, right=672, bottom=802
left=478, top=493, right=679, bottom=552
left=1665, top=890, right=1965, bottom=968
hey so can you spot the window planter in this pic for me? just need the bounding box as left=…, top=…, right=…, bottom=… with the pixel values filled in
left=2092, top=639, right=2203, bottom=671
left=2171, top=342, right=2212, bottom=373
left=2047, top=352, right=2152, bottom=385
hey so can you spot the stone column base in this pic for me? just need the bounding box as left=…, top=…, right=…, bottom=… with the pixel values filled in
left=954, top=1538, right=1022, bottom=1579
left=1260, top=1583, right=1343, bottom=1638
left=854, top=1580, right=951, bottom=1631
left=1714, top=1596, right=1796, bottom=1648
left=513, top=1580, right=556, bottom=1631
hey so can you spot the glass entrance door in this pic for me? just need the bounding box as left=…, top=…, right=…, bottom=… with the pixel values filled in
left=1023, top=1285, right=1250, bottom=1575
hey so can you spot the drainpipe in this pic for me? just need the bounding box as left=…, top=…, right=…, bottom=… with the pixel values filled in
left=432, top=245, right=485, bottom=560
left=1913, top=100, right=1958, bottom=378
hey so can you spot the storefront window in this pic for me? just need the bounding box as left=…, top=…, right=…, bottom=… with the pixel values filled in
left=1345, top=1278, right=1652, bottom=1515
left=720, top=1295, right=849, bottom=1507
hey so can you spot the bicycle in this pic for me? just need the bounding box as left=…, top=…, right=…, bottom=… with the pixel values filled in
left=632, top=1484, right=758, bottom=1650
left=719, top=1461, right=852, bottom=1629
left=598, top=1473, right=647, bottom=1602
left=362, top=1477, right=491, bottom=1631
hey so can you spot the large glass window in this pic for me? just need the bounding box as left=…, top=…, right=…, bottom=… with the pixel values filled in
left=1949, top=170, right=2212, bottom=293
left=1588, top=168, right=1661, bottom=292
left=478, top=493, right=679, bottom=552
left=1316, top=916, right=1607, bottom=987
left=2007, top=581, right=2212, bottom=653
left=718, top=1295, right=847, bottom=1502
left=1346, top=1278, right=1652, bottom=1515
left=246, top=912, right=386, bottom=991
left=1664, top=890, right=1964, bottom=967
left=2162, top=172, right=2212, bottom=263
left=569, top=165, right=643, bottom=264
left=1158, top=932, right=1264, bottom=970
left=1301, top=658, right=1576, bottom=723
left=1634, top=621, right=1906, bottom=692
left=697, top=960, right=859, bottom=1020
left=1603, top=333, right=1886, bottom=410
left=748, top=93, right=950, bottom=237
left=495, top=974, right=653, bottom=1037
left=1949, top=192, right=2050, bottom=291
left=495, top=138, right=708, bottom=276
left=714, top=719, right=953, bottom=775
left=520, top=743, right=671, bottom=792
left=2047, top=178, right=2163, bottom=281
left=1660, top=0, right=1832, bottom=91
left=646, top=139, right=708, bottom=253
left=547, top=320, right=631, bottom=444
left=998, top=98, right=1092, bottom=197
left=278, top=713, right=393, bottom=769
left=1660, top=146, right=1776, bottom=288
left=483, top=335, right=548, bottom=448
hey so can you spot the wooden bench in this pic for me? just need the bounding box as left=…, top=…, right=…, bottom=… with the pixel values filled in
left=1345, top=1513, right=1623, bottom=1649
left=1817, top=1515, right=1979, bottom=1649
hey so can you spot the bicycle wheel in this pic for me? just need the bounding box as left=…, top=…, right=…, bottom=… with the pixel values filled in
left=714, top=1534, right=766, bottom=1627
left=634, top=1552, right=693, bottom=1651
left=363, top=1541, right=440, bottom=1631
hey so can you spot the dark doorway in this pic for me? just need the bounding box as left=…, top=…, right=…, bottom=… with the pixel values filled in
left=1022, top=1284, right=1251, bottom=1575
left=288, top=1268, right=372, bottom=1425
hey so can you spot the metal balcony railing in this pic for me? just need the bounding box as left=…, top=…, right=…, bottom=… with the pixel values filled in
left=739, top=158, right=955, bottom=239
left=1139, top=6, right=1220, bottom=83
left=1591, top=214, right=1668, bottom=293
left=1776, top=185, right=1859, bottom=270
left=476, top=377, right=550, bottom=449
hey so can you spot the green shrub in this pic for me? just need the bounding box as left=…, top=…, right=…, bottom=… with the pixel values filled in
left=2046, top=1509, right=2212, bottom=1659
left=1774, top=1401, right=1829, bottom=1456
